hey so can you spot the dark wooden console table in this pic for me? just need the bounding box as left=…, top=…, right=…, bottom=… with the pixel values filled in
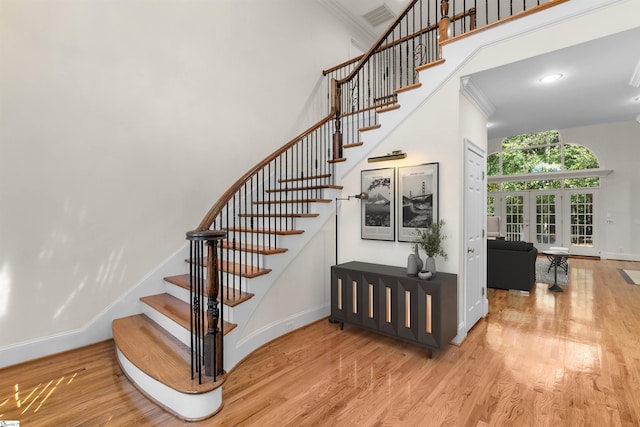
left=330, top=261, right=457, bottom=358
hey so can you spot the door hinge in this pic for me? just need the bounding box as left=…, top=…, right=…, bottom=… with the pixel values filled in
left=482, top=171, right=485, bottom=180
left=482, top=287, right=485, bottom=296
left=482, top=229, right=485, bottom=238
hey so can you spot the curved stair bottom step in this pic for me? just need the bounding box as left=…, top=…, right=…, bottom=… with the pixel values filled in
left=116, top=347, right=223, bottom=421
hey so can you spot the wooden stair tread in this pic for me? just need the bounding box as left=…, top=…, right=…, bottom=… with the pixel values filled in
left=253, top=198, right=331, bottom=204
left=359, top=124, right=381, bottom=132
left=164, top=274, right=254, bottom=307
left=343, top=142, right=364, bottom=149
left=224, top=226, right=304, bottom=235
left=220, top=240, right=287, bottom=255
left=278, top=173, right=332, bottom=183
left=238, top=213, right=319, bottom=218
left=376, top=104, right=400, bottom=114
left=265, top=184, right=343, bottom=192
left=415, top=58, right=445, bottom=72
left=112, top=314, right=225, bottom=394
left=395, top=82, right=422, bottom=93
left=140, top=293, right=237, bottom=334
left=327, top=158, right=346, bottom=164
left=188, top=257, right=272, bottom=279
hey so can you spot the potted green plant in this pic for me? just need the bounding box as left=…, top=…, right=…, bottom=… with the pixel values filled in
left=412, top=219, right=448, bottom=276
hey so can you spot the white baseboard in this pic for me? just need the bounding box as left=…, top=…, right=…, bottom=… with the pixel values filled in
left=0, top=244, right=189, bottom=369
left=451, top=321, right=467, bottom=345
left=600, top=252, right=640, bottom=262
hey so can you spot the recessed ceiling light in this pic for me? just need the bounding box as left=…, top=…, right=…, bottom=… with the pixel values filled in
left=539, top=73, right=564, bottom=83
left=634, top=96, right=640, bottom=102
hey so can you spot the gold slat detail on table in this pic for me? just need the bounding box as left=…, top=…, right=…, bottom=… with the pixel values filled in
left=352, top=281, right=357, bottom=314
left=385, top=287, right=392, bottom=323
left=405, top=291, right=411, bottom=329
left=426, top=294, right=432, bottom=334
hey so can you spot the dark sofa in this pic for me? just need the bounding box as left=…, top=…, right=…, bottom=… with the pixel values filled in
left=487, top=240, right=538, bottom=291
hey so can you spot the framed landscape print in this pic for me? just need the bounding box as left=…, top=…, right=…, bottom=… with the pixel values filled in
left=361, top=168, right=395, bottom=241
left=397, top=163, right=439, bottom=242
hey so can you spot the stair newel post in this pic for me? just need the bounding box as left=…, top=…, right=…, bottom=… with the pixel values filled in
left=439, top=0, right=450, bottom=44
left=205, top=238, right=222, bottom=379
left=186, top=229, right=226, bottom=384
left=331, top=78, right=343, bottom=161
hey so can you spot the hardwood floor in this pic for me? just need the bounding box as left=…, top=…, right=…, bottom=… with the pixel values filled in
left=1, top=258, right=639, bottom=426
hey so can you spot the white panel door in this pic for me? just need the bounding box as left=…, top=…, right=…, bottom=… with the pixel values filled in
left=465, top=141, right=486, bottom=333
left=503, top=192, right=530, bottom=241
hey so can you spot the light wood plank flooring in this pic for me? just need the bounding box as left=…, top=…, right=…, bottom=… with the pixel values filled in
left=1, top=258, right=639, bottom=426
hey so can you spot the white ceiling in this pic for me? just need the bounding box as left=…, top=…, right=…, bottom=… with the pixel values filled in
left=467, top=26, right=640, bottom=140
left=320, top=1, right=640, bottom=140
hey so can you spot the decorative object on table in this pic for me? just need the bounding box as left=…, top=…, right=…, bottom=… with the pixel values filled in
left=414, top=246, right=423, bottom=271
left=361, top=168, right=395, bottom=241
left=412, top=219, right=447, bottom=275
left=398, top=162, right=439, bottom=242
left=418, top=270, right=433, bottom=280
left=407, top=252, right=419, bottom=276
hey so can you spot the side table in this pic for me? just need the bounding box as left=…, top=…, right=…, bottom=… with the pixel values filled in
left=542, top=249, right=569, bottom=292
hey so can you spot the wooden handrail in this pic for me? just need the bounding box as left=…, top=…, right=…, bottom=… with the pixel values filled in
left=336, top=0, right=420, bottom=86
left=196, top=111, right=336, bottom=231
left=322, top=21, right=440, bottom=76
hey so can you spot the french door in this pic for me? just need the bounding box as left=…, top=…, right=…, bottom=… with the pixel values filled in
left=563, top=190, right=598, bottom=256
left=494, top=189, right=598, bottom=255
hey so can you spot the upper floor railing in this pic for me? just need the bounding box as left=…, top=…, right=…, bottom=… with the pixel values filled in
left=324, top=0, right=565, bottom=155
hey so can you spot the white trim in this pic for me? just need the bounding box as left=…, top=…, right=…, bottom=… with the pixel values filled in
left=488, top=168, right=613, bottom=183
left=116, top=348, right=222, bottom=421
left=600, top=252, right=640, bottom=261
left=460, top=76, right=496, bottom=118
left=451, top=321, right=467, bottom=345
left=0, top=244, right=189, bottom=368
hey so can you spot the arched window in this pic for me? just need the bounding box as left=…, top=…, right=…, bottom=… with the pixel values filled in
left=487, top=130, right=600, bottom=192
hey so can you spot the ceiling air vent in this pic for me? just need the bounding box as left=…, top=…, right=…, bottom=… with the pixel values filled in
left=362, top=4, right=395, bottom=27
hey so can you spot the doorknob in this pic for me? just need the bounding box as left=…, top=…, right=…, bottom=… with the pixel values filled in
left=467, top=248, right=475, bottom=254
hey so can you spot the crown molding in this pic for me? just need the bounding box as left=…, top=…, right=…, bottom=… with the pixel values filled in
left=460, top=76, right=496, bottom=118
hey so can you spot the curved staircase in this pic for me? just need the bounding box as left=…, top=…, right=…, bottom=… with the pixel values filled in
left=110, top=0, right=568, bottom=421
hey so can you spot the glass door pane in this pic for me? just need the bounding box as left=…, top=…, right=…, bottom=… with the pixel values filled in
left=533, top=192, right=561, bottom=251
left=504, top=194, right=527, bottom=241
left=564, top=190, right=598, bottom=256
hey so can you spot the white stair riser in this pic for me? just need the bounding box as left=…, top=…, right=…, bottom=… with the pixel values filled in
left=165, top=285, right=234, bottom=323
left=116, top=348, right=223, bottom=421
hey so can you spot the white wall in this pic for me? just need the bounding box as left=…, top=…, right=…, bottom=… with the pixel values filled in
left=0, top=0, right=353, bottom=349
left=563, top=121, right=639, bottom=260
